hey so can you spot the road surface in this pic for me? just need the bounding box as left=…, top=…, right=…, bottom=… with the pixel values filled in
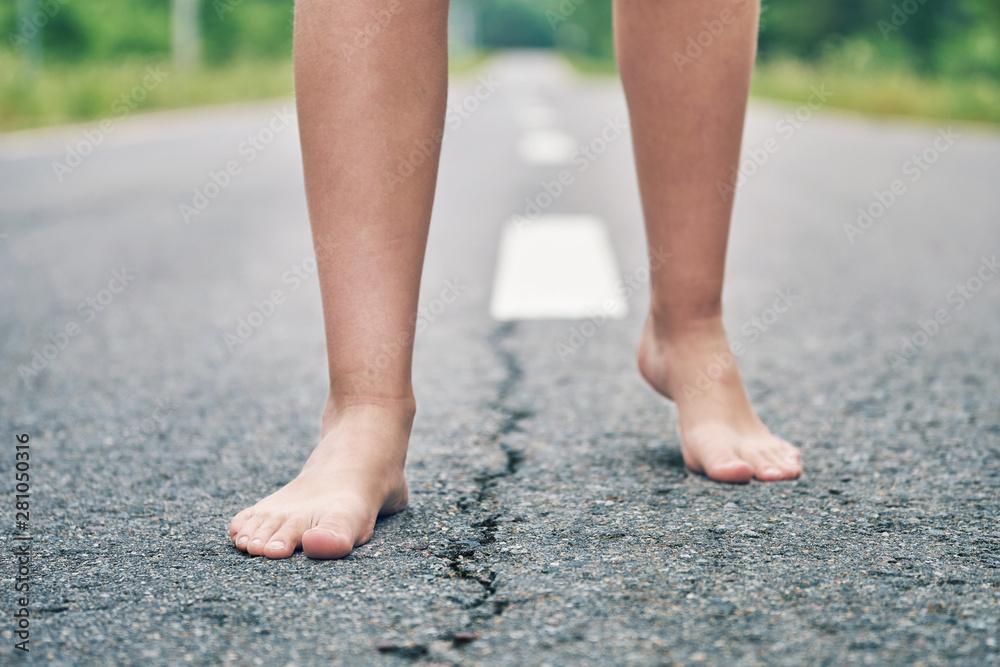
left=1, top=52, right=999, bottom=665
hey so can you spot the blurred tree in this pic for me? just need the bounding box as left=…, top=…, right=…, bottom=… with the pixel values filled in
left=172, top=0, right=201, bottom=69
left=934, top=0, right=1000, bottom=77
left=0, top=0, right=995, bottom=80
left=200, top=0, right=293, bottom=64
left=474, top=0, right=554, bottom=49
left=14, top=0, right=42, bottom=69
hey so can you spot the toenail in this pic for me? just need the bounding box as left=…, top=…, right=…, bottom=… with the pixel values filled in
left=765, top=468, right=780, bottom=477
left=236, top=536, right=249, bottom=546
left=249, top=539, right=262, bottom=547
left=307, top=528, right=337, bottom=538
left=266, top=540, right=284, bottom=550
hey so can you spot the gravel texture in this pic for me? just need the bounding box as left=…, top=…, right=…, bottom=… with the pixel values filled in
left=1, top=53, right=998, bottom=665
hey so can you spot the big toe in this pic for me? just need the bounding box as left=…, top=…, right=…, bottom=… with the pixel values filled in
left=702, top=457, right=754, bottom=483
left=687, top=444, right=754, bottom=483
left=302, top=520, right=356, bottom=560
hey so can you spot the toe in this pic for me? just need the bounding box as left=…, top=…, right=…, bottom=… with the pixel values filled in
left=743, top=447, right=781, bottom=481
left=302, top=516, right=358, bottom=560
left=750, top=442, right=799, bottom=481
left=766, top=439, right=802, bottom=479
left=229, top=507, right=255, bottom=542
left=690, top=445, right=754, bottom=484
left=754, top=466, right=786, bottom=481
left=781, top=442, right=803, bottom=477
left=705, top=458, right=754, bottom=483
left=262, top=518, right=308, bottom=560
left=247, top=515, right=286, bottom=556
left=233, top=513, right=265, bottom=551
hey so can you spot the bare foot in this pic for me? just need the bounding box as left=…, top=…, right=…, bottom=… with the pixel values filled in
left=637, top=316, right=801, bottom=483
left=229, top=400, right=412, bottom=559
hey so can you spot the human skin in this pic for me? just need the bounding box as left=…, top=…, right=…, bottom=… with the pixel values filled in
left=616, top=0, right=801, bottom=483
left=229, top=0, right=800, bottom=560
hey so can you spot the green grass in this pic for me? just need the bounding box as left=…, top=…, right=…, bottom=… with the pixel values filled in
left=0, top=51, right=487, bottom=133
left=5, top=49, right=997, bottom=132
left=448, top=51, right=489, bottom=76
left=565, top=52, right=1000, bottom=126
left=564, top=53, right=619, bottom=76
left=0, top=54, right=295, bottom=132
left=751, top=58, right=1000, bottom=125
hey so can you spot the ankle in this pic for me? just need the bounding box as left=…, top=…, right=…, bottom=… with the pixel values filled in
left=645, top=310, right=726, bottom=346
left=322, top=393, right=417, bottom=433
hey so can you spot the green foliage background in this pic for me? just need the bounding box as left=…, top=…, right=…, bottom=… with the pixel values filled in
left=2, top=0, right=997, bottom=78
left=1, top=0, right=998, bottom=129
left=1, top=0, right=296, bottom=64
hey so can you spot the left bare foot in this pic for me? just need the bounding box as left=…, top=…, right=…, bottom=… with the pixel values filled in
left=637, top=315, right=802, bottom=483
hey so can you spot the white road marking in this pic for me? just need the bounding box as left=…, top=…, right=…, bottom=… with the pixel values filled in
left=489, top=215, right=629, bottom=321
left=516, top=129, right=577, bottom=165
left=515, top=104, right=559, bottom=128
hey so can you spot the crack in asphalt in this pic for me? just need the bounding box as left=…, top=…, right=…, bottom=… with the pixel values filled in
left=372, top=325, right=529, bottom=660
left=433, top=322, right=530, bottom=638
left=475, top=322, right=531, bottom=501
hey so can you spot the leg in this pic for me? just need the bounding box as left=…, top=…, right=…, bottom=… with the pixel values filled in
left=229, top=0, right=450, bottom=558
left=614, top=0, right=801, bottom=482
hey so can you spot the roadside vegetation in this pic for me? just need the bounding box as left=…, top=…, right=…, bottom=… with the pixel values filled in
left=1, top=0, right=997, bottom=131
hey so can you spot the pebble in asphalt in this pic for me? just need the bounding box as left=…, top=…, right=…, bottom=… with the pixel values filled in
left=0, top=53, right=999, bottom=665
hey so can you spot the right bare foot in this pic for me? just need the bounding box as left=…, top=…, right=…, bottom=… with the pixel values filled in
left=229, top=399, right=412, bottom=560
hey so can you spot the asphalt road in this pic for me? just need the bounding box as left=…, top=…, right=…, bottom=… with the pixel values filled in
left=1, top=52, right=999, bottom=665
